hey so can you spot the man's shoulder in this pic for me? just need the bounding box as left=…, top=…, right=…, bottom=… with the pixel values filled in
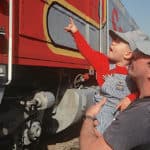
left=130, top=97, right=150, bottom=107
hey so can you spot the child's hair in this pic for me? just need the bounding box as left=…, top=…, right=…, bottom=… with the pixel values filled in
left=132, top=49, right=150, bottom=60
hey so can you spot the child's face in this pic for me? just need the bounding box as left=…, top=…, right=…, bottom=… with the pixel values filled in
left=108, top=37, right=131, bottom=63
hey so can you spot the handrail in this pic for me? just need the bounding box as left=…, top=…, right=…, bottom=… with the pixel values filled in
left=5, top=0, right=13, bottom=85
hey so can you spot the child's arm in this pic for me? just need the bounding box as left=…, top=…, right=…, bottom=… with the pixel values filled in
left=64, top=18, right=109, bottom=72
left=64, top=17, right=78, bottom=33
left=116, top=92, right=139, bottom=111
left=127, top=92, right=139, bottom=102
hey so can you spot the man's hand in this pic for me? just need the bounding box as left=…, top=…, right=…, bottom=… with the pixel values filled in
left=80, top=98, right=112, bottom=150
left=116, top=97, right=131, bottom=111
left=64, top=17, right=78, bottom=33
left=86, top=97, right=107, bottom=118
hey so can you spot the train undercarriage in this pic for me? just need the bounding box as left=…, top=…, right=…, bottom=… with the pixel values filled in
left=0, top=65, right=98, bottom=150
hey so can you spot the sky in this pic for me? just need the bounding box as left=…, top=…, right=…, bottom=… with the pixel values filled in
left=121, top=0, right=150, bottom=37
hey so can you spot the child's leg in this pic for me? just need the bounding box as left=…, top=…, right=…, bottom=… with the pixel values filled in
left=93, top=92, right=103, bottom=103
left=96, top=104, right=119, bottom=134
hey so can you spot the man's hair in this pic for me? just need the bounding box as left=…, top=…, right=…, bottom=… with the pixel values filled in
left=132, top=49, right=150, bottom=60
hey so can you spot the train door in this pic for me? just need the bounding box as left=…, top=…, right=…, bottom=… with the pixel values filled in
left=0, top=0, right=13, bottom=85
left=0, top=0, right=13, bottom=103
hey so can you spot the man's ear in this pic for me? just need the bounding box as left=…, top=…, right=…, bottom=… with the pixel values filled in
left=124, top=51, right=133, bottom=60
left=148, top=72, right=150, bottom=80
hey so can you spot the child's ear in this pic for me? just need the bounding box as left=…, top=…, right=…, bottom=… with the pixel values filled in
left=124, top=51, right=132, bottom=60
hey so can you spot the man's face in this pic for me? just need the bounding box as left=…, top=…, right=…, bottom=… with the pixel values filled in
left=108, top=37, right=131, bottom=63
left=128, top=57, right=150, bottom=80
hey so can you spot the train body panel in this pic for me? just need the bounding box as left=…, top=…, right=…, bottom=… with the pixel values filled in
left=0, top=0, right=138, bottom=68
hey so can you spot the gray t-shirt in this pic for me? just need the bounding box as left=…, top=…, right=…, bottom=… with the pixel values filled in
left=103, top=97, right=150, bottom=150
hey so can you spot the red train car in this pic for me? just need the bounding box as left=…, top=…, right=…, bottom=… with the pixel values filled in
left=0, top=0, right=138, bottom=149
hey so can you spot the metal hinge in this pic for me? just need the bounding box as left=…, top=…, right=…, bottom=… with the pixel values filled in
left=0, top=27, right=5, bottom=36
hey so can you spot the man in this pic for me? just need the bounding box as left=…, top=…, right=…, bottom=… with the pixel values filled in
left=80, top=39, right=150, bottom=150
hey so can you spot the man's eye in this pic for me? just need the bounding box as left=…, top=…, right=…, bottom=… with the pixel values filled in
left=148, top=62, right=150, bottom=67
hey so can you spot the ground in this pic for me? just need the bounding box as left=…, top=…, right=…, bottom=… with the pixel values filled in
left=45, top=121, right=82, bottom=150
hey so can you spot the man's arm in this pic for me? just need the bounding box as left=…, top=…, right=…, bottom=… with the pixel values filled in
left=79, top=99, right=112, bottom=150
left=80, top=118, right=112, bottom=150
